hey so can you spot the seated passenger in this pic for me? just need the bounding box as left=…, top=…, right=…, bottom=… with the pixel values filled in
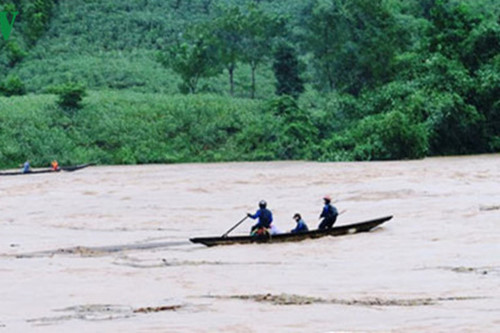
left=291, top=213, right=308, bottom=233
left=22, top=160, right=30, bottom=173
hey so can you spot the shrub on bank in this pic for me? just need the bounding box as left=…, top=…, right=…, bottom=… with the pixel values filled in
left=350, top=111, right=429, bottom=160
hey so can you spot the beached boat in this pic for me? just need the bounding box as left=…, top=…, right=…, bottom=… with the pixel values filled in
left=0, top=163, right=94, bottom=176
left=190, top=215, right=393, bottom=247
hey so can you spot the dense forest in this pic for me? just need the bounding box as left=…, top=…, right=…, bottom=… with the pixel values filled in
left=0, top=0, right=499, bottom=168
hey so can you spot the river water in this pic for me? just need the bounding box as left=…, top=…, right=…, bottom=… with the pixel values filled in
left=1, top=155, right=499, bottom=332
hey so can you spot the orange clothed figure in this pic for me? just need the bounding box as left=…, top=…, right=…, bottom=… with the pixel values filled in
left=51, top=160, right=59, bottom=171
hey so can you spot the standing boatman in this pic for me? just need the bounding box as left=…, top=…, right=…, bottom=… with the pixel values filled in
left=247, top=200, right=273, bottom=235
left=318, top=196, right=338, bottom=229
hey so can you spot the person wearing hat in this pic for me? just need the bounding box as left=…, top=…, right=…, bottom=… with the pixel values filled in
left=248, top=200, right=273, bottom=235
left=318, top=196, right=338, bottom=229
left=291, top=213, right=308, bottom=233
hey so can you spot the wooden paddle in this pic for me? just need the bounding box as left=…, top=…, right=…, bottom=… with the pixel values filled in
left=222, top=216, right=248, bottom=238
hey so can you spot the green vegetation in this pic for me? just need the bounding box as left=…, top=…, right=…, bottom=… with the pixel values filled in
left=49, top=81, right=87, bottom=110
left=0, top=74, right=25, bottom=96
left=273, top=44, right=304, bottom=99
left=0, top=92, right=276, bottom=167
left=0, top=0, right=499, bottom=168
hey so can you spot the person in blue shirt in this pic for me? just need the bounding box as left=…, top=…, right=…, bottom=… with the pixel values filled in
left=248, top=200, right=273, bottom=235
left=22, top=160, right=31, bottom=173
left=291, top=213, right=308, bottom=233
left=318, top=196, right=338, bottom=229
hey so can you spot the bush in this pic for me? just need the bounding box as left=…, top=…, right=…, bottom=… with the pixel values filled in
left=267, top=96, right=319, bottom=159
left=425, top=92, right=485, bottom=154
left=489, top=136, right=500, bottom=152
left=0, top=75, right=26, bottom=96
left=318, top=134, right=355, bottom=161
left=0, top=94, right=76, bottom=168
left=49, top=82, right=87, bottom=110
left=350, top=111, right=429, bottom=160
left=5, top=41, right=28, bottom=67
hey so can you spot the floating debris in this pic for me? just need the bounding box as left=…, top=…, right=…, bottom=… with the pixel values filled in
left=479, top=205, right=500, bottom=211
left=204, top=293, right=484, bottom=307
left=28, top=304, right=133, bottom=325
left=28, top=303, right=183, bottom=326
left=112, top=258, right=281, bottom=269
left=55, top=246, right=107, bottom=257
left=133, top=305, right=181, bottom=313
left=439, top=266, right=497, bottom=276
left=230, top=293, right=324, bottom=305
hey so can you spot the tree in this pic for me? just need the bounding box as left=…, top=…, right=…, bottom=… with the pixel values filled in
left=50, top=82, right=87, bottom=111
left=475, top=56, right=500, bottom=151
left=461, top=21, right=500, bottom=71
left=211, top=6, right=245, bottom=96
left=24, top=0, right=56, bottom=45
left=305, top=0, right=408, bottom=95
left=273, top=44, right=304, bottom=99
left=428, top=0, right=480, bottom=60
left=158, top=33, right=219, bottom=94
left=240, top=5, right=285, bottom=99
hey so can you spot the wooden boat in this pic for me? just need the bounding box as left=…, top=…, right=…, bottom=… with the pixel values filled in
left=60, top=163, right=94, bottom=172
left=0, top=163, right=94, bottom=176
left=190, top=215, right=393, bottom=247
left=0, top=168, right=57, bottom=176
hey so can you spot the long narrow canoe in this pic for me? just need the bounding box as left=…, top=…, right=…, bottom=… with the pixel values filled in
left=0, top=168, right=57, bottom=176
left=0, top=163, right=94, bottom=176
left=190, top=215, right=393, bottom=247
left=60, top=163, right=95, bottom=172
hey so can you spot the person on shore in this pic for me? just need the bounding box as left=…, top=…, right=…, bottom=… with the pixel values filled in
left=51, top=160, right=59, bottom=171
left=318, top=196, right=338, bottom=229
left=248, top=200, right=274, bottom=235
left=22, top=160, right=30, bottom=173
left=291, top=213, right=308, bottom=233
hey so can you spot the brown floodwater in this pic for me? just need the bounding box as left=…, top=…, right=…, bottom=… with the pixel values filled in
left=1, top=155, right=499, bottom=332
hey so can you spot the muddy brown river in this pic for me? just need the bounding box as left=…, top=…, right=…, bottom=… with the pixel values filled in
left=1, top=155, right=499, bottom=332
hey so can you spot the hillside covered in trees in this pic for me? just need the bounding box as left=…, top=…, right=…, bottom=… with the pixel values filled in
left=0, top=0, right=499, bottom=168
